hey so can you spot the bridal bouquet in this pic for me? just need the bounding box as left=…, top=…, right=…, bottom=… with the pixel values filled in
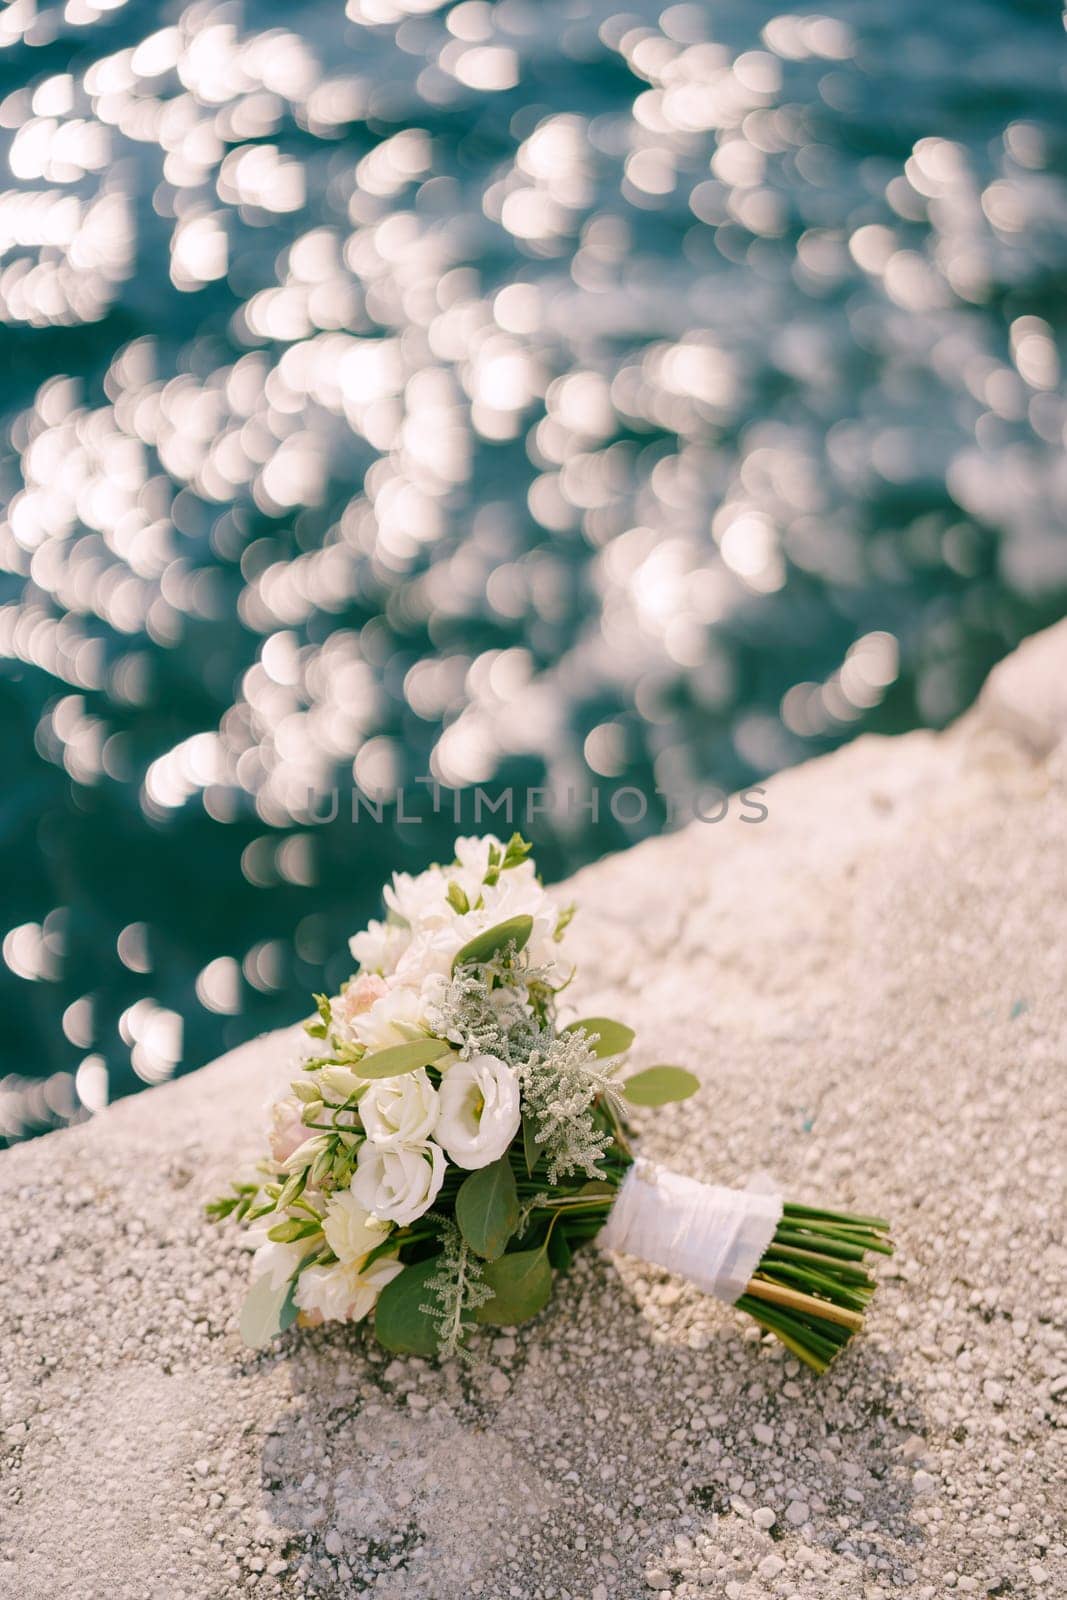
left=210, top=834, right=892, bottom=1373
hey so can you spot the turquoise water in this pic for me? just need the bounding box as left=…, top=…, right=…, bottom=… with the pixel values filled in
left=1, top=0, right=1065, bottom=1139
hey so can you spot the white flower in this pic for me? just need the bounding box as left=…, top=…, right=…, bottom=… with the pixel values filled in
left=351, top=983, right=435, bottom=1052
left=351, top=1140, right=445, bottom=1225
left=319, top=1064, right=364, bottom=1099
left=393, top=927, right=466, bottom=982
left=360, top=1069, right=439, bottom=1149
left=349, top=918, right=409, bottom=976
left=293, top=1255, right=404, bottom=1324
left=331, top=972, right=388, bottom=1038
left=281, top=1132, right=329, bottom=1173
left=322, top=1189, right=391, bottom=1266
left=248, top=1224, right=312, bottom=1291
left=383, top=865, right=453, bottom=929
left=452, top=834, right=500, bottom=882
left=436, top=1053, right=521, bottom=1170
left=477, top=872, right=563, bottom=972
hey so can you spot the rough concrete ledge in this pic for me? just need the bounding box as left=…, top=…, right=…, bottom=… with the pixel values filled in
left=2, top=625, right=1066, bottom=1600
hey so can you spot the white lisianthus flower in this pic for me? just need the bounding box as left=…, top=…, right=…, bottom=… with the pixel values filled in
left=293, top=1255, right=403, bottom=1324
left=281, top=1132, right=329, bottom=1173
left=322, top=1189, right=391, bottom=1266
left=437, top=1053, right=521, bottom=1170
left=318, top=1064, right=364, bottom=1099
left=360, top=1069, right=439, bottom=1149
left=351, top=1140, right=445, bottom=1225
left=349, top=919, right=409, bottom=977
left=248, top=1224, right=313, bottom=1291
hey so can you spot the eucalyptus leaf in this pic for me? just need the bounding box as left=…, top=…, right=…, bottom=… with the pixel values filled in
left=373, top=1257, right=443, bottom=1357
left=451, top=916, right=533, bottom=973
left=358, top=1037, right=452, bottom=1080
left=622, top=1065, right=700, bottom=1106
left=474, top=1247, right=553, bottom=1327
left=239, top=1272, right=301, bottom=1350
left=455, top=1158, right=520, bottom=1260
left=564, top=1016, right=635, bottom=1058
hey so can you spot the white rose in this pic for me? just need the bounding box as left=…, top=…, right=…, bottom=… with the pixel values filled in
left=351, top=1140, right=445, bottom=1225
left=360, top=1069, right=439, bottom=1149
left=293, top=1255, right=403, bottom=1324
left=436, top=1053, right=521, bottom=1170
left=322, top=1189, right=391, bottom=1266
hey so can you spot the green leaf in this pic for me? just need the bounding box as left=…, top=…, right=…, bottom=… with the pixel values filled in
left=475, top=1247, right=553, bottom=1327
left=451, top=916, right=533, bottom=973
left=358, top=1037, right=452, bottom=1079
left=547, top=1227, right=573, bottom=1272
left=622, top=1065, right=700, bottom=1106
left=455, top=1158, right=520, bottom=1260
left=522, top=1115, right=542, bottom=1178
left=373, top=1257, right=443, bottom=1357
left=564, top=1017, right=635, bottom=1058
left=239, top=1272, right=301, bottom=1350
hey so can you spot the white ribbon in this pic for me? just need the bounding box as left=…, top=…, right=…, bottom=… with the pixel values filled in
left=599, top=1159, right=783, bottom=1304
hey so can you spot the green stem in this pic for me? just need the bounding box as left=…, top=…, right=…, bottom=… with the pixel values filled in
left=782, top=1202, right=891, bottom=1231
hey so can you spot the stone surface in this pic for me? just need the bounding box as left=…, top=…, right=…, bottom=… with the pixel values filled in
left=2, top=627, right=1067, bottom=1599
left=978, top=615, right=1067, bottom=754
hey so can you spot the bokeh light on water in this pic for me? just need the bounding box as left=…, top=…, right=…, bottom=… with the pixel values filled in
left=1, top=0, right=1065, bottom=1139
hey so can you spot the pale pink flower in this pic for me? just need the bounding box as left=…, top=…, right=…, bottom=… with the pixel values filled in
left=267, top=1094, right=307, bottom=1165
left=332, top=972, right=388, bottom=1031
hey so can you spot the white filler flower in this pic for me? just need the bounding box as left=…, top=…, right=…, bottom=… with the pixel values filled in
left=437, top=1053, right=521, bottom=1169
left=359, top=1068, right=439, bottom=1149
left=293, top=1255, right=404, bottom=1324
left=351, top=1140, right=445, bottom=1225
left=322, top=1190, right=391, bottom=1266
